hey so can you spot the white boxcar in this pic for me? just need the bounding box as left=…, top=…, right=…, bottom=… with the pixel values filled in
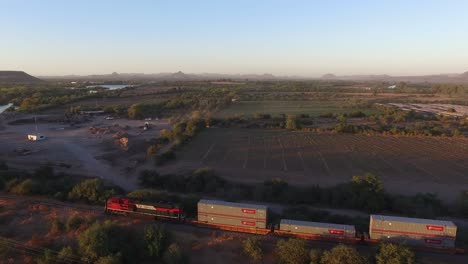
left=198, top=199, right=268, bottom=229
left=280, top=219, right=355, bottom=238
left=370, top=215, right=457, bottom=248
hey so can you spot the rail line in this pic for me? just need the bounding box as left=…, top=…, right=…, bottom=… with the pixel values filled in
left=0, top=236, right=85, bottom=264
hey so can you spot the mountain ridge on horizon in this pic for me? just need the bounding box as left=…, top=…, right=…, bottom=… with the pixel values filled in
left=3, top=70, right=468, bottom=84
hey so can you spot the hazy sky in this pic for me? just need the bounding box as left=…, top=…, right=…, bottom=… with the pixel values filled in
left=1, top=0, right=468, bottom=76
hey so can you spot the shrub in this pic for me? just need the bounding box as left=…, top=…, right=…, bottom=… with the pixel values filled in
left=58, top=246, right=77, bottom=262
left=10, top=179, right=37, bottom=195
left=68, top=178, right=104, bottom=203
left=96, top=254, right=123, bottom=264
left=320, top=244, right=366, bottom=264
left=276, top=239, right=309, bottom=264
left=68, top=178, right=119, bottom=204
left=242, top=238, right=263, bottom=262
left=375, top=243, right=415, bottom=264
left=78, top=221, right=141, bottom=262
left=145, top=224, right=171, bottom=259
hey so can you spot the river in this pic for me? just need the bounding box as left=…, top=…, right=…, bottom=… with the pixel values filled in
left=85, top=84, right=133, bottom=90
left=0, top=103, right=13, bottom=114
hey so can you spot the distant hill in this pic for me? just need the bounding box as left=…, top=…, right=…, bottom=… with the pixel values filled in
left=322, top=73, right=336, bottom=79
left=0, top=71, right=43, bottom=84
left=38, top=70, right=468, bottom=84
left=320, top=72, right=468, bottom=84
left=41, top=71, right=281, bottom=81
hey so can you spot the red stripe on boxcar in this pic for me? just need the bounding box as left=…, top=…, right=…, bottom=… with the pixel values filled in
left=371, top=229, right=454, bottom=239
left=199, top=211, right=266, bottom=222
left=328, top=229, right=345, bottom=235
left=242, top=221, right=256, bottom=226
left=242, top=209, right=256, bottom=214
left=426, top=225, right=444, bottom=231
left=425, top=239, right=442, bottom=244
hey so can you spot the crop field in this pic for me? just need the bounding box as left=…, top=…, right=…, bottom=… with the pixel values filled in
left=168, top=128, right=468, bottom=202
left=214, top=100, right=377, bottom=118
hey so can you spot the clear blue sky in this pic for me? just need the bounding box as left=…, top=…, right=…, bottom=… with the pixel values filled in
left=1, top=0, right=468, bottom=76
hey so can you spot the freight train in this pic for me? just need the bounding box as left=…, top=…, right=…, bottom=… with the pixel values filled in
left=105, top=197, right=463, bottom=254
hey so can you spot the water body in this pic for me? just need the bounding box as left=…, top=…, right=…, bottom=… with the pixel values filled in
left=86, top=84, right=133, bottom=90
left=0, top=103, right=13, bottom=114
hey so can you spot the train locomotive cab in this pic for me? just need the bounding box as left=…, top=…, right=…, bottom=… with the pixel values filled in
left=105, top=196, right=184, bottom=221
left=105, top=197, right=136, bottom=215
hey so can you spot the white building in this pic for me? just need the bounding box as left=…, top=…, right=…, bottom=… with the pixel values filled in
left=27, top=134, right=46, bottom=141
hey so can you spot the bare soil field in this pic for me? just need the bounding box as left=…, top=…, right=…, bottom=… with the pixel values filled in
left=0, top=114, right=170, bottom=190
left=384, top=103, right=468, bottom=118
left=214, top=100, right=378, bottom=118
left=161, top=128, right=468, bottom=203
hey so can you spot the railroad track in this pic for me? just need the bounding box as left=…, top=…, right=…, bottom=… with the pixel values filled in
left=0, top=193, right=104, bottom=215
left=0, top=236, right=85, bottom=264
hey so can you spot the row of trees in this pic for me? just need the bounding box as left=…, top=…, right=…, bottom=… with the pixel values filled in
left=0, top=85, right=102, bottom=112
left=0, top=163, right=121, bottom=204
left=126, top=87, right=234, bottom=120
left=138, top=169, right=450, bottom=219
left=28, top=221, right=187, bottom=264
left=242, top=238, right=415, bottom=264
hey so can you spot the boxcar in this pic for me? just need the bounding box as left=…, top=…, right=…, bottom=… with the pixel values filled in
left=197, top=199, right=267, bottom=229
left=369, top=215, right=457, bottom=248
left=279, top=219, right=356, bottom=239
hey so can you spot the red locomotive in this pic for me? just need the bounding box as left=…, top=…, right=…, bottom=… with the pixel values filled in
left=105, top=197, right=184, bottom=221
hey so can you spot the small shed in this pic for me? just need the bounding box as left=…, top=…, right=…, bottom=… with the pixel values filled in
left=28, top=134, right=46, bottom=141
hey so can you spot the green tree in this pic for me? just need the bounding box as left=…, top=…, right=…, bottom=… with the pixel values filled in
left=320, top=244, right=366, bottom=264
left=78, top=221, right=140, bottom=262
left=286, top=115, right=299, bottom=130
left=242, top=238, right=263, bottom=262
left=185, top=118, right=204, bottom=137
left=128, top=103, right=143, bottom=119
left=68, top=178, right=116, bottom=204
left=276, top=239, right=309, bottom=264
left=350, top=173, right=385, bottom=211
left=375, top=243, right=415, bottom=264
left=145, top=224, right=171, bottom=259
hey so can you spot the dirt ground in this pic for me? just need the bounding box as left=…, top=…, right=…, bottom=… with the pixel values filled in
left=161, top=128, right=468, bottom=203
left=0, top=113, right=170, bottom=191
